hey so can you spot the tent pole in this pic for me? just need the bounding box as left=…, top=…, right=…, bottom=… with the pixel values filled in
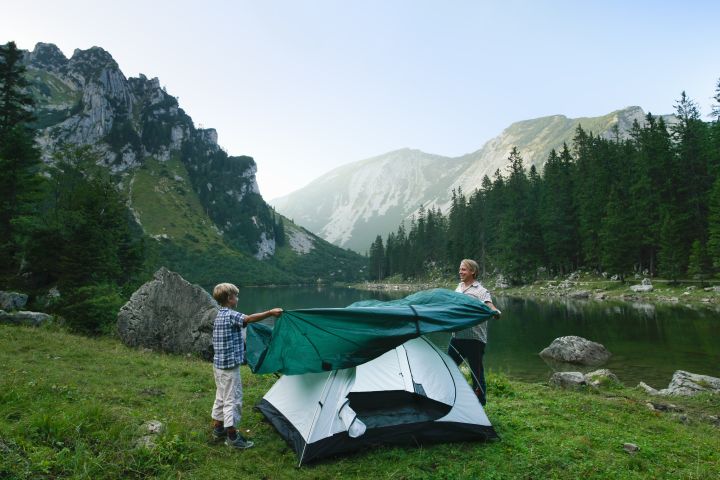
left=298, top=370, right=336, bottom=466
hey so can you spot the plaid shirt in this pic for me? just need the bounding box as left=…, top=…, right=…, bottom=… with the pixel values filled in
left=453, top=281, right=492, bottom=343
left=212, top=307, right=247, bottom=369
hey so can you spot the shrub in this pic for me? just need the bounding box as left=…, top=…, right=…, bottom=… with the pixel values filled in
left=55, top=284, right=125, bottom=335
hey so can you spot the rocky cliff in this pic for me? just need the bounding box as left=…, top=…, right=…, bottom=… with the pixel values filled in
left=21, top=42, right=365, bottom=284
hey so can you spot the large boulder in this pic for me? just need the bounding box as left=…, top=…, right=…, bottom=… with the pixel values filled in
left=117, top=268, right=218, bottom=360
left=639, top=370, right=720, bottom=396
left=0, top=291, right=28, bottom=311
left=539, top=335, right=612, bottom=366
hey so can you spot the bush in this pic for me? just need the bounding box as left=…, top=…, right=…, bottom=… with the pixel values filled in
left=55, top=284, right=125, bottom=335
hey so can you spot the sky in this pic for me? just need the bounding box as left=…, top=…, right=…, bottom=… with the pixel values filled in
left=2, top=0, right=719, bottom=201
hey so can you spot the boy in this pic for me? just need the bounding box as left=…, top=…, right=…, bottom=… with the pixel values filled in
left=210, top=282, right=282, bottom=449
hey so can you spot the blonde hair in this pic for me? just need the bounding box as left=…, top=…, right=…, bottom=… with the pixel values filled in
left=213, top=282, right=239, bottom=306
left=460, top=259, right=479, bottom=279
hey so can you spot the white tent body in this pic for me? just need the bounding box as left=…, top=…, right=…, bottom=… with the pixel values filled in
left=257, top=336, right=498, bottom=465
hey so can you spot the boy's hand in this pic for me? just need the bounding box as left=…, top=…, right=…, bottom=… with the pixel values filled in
left=270, top=308, right=283, bottom=317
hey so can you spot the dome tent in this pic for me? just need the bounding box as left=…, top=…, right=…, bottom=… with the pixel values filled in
left=256, top=336, right=498, bottom=465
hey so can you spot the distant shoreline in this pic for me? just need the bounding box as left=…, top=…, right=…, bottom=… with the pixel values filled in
left=354, top=276, right=720, bottom=309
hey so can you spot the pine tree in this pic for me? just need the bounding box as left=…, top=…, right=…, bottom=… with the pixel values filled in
left=573, top=126, right=603, bottom=267
left=711, top=77, right=720, bottom=122
left=447, top=188, right=467, bottom=265
left=540, top=145, right=578, bottom=274
left=707, top=176, right=720, bottom=271
left=0, top=41, right=34, bottom=133
left=658, top=206, right=687, bottom=282
left=0, top=41, right=42, bottom=275
left=599, top=187, right=634, bottom=280
left=497, top=147, right=536, bottom=283
left=368, top=235, right=385, bottom=280
left=709, top=78, right=720, bottom=179
left=671, top=91, right=711, bottom=254
left=628, top=114, right=674, bottom=275
left=687, top=239, right=709, bottom=281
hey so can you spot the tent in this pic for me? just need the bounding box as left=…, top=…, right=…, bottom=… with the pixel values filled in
left=256, top=336, right=499, bottom=465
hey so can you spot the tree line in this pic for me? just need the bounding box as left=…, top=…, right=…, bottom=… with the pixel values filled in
left=368, top=82, right=720, bottom=284
left=0, top=41, right=145, bottom=333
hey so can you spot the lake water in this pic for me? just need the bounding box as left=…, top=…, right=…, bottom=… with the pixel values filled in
left=237, top=285, right=720, bottom=387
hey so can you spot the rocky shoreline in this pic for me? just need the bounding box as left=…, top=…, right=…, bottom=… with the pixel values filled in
left=356, top=274, right=720, bottom=309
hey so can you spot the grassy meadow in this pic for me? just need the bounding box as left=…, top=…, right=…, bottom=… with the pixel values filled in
left=1, top=324, right=718, bottom=479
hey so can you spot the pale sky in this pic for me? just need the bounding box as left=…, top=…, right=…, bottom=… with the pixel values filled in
left=3, top=1, right=718, bottom=201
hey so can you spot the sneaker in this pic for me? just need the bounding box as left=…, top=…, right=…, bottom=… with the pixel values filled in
left=212, top=427, right=227, bottom=440
left=226, top=434, right=254, bottom=449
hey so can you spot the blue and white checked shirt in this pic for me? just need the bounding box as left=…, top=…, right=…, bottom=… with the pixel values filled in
left=212, top=307, right=247, bottom=369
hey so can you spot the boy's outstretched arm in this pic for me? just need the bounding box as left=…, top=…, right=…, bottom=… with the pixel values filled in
left=243, top=308, right=283, bottom=326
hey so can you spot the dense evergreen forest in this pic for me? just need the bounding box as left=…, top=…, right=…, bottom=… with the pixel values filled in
left=368, top=81, right=720, bottom=284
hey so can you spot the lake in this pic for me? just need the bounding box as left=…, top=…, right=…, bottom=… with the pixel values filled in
left=237, top=285, right=720, bottom=387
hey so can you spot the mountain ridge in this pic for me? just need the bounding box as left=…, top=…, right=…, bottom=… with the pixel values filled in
left=272, top=106, right=677, bottom=252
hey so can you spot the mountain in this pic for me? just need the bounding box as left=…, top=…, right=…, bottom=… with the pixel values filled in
left=450, top=107, right=677, bottom=197
left=272, top=107, right=677, bottom=252
left=21, top=42, right=365, bottom=287
left=272, top=148, right=469, bottom=253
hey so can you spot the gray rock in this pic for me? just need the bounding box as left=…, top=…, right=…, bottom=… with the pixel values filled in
left=662, top=370, right=720, bottom=396
left=645, top=401, right=682, bottom=413
left=638, top=371, right=720, bottom=397
left=549, top=371, right=587, bottom=389
left=623, top=443, right=639, bottom=454
left=0, top=291, right=28, bottom=311
left=539, top=335, right=612, bottom=366
left=0, top=310, right=53, bottom=327
left=630, top=283, right=653, bottom=293
left=117, top=267, right=218, bottom=359
left=637, top=381, right=660, bottom=395
left=141, top=420, right=165, bottom=435
left=584, top=369, right=621, bottom=388
left=569, top=290, right=590, bottom=299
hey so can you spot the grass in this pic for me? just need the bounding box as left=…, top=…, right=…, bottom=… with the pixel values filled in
left=129, top=154, right=225, bottom=250
left=1, top=324, right=718, bottom=479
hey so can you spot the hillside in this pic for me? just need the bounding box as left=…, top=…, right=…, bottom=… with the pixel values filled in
left=272, top=107, right=677, bottom=252
left=1, top=324, right=718, bottom=479
left=21, top=42, right=365, bottom=286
